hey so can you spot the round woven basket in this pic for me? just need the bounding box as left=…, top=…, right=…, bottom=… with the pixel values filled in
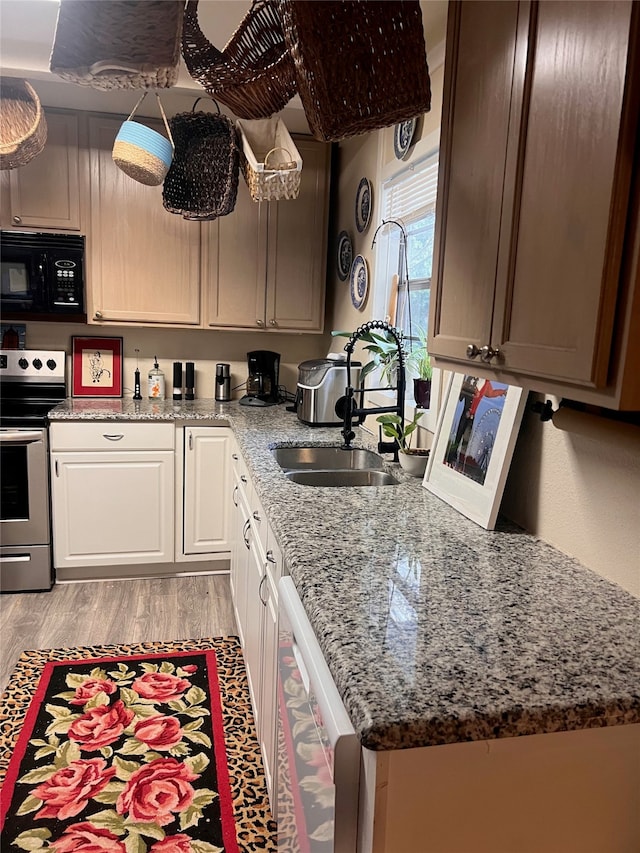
left=113, top=121, right=174, bottom=186
left=0, top=79, right=48, bottom=171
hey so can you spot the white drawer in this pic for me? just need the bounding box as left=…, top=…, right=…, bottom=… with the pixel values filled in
left=49, top=421, right=175, bottom=451
left=250, top=489, right=268, bottom=555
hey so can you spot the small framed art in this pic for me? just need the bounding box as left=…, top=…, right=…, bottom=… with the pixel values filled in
left=423, top=372, right=527, bottom=529
left=71, top=336, right=123, bottom=398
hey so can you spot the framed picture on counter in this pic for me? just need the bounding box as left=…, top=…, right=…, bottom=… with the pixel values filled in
left=71, top=336, right=123, bottom=398
left=423, top=372, right=527, bottom=529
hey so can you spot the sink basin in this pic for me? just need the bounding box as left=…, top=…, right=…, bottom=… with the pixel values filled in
left=273, top=445, right=386, bottom=471
left=285, top=470, right=398, bottom=487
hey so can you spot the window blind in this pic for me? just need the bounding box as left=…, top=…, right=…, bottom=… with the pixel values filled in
left=383, top=154, right=439, bottom=221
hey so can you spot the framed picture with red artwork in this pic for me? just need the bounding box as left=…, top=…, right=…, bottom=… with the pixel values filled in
left=71, top=336, right=123, bottom=398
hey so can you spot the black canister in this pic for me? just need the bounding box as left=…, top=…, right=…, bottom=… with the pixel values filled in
left=215, top=363, right=231, bottom=401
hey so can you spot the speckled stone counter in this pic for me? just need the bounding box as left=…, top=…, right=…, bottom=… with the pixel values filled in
left=49, top=399, right=640, bottom=751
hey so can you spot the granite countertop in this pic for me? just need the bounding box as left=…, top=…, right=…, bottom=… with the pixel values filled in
left=49, top=399, right=640, bottom=751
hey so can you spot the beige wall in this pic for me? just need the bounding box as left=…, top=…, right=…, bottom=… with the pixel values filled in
left=327, top=5, right=639, bottom=598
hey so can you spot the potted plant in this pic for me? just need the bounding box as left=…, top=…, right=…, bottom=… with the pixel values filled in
left=405, top=326, right=432, bottom=408
left=376, top=411, right=429, bottom=477
left=331, top=327, right=406, bottom=387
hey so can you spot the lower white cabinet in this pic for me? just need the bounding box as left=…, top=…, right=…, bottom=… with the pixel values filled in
left=181, top=426, right=231, bottom=557
left=50, top=422, right=175, bottom=569
left=229, top=440, right=281, bottom=812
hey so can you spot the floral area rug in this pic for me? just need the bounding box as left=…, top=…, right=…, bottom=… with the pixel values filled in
left=0, top=638, right=276, bottom=852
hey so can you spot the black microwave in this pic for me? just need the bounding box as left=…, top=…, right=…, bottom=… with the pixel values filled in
left=0, top=230, right=86, bottom=322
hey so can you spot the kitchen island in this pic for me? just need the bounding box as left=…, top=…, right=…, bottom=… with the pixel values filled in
left=49, top=399, right=640, bottom=851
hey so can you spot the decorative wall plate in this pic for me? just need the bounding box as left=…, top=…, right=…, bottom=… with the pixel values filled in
left=355, top=177, right=372, bottom=233
left=350, top=254, right=369, bottom=310
left=394, top=118, right=417, bottom=159
left=336, top=231, right=353, bottom=281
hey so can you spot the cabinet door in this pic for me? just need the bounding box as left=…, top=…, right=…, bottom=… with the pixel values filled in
left=430, top=1, right=518, bottom=361
left=265, top=137, right=330, bottom=332
left=6, top=110, right=82, bottom=231
left=51, top=450, right=174, bottom=568
left=244, top=533, right=266, bottom=738
left=493, top=0, right=637, bottom=386
left=182, top=427, right=230, bottom=555
left=260, top=531, right=282, bottom=812
left=87, top=116, right=200, bottom=325
left=203, top=179, right=268, bottom=330
left=232, top=483, right=251, bottom=647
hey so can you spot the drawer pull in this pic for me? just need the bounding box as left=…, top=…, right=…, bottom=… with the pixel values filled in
left=232, top=453, right=239, bottom=461
left=188, top=431, right=193, bottom=451
left=242, top=519, right=251, bottom=549
left=480, top=345, right=500, bottom=363
left=252, top=510, right=261, bottom=522
left=266, top=549, right=277, bottom=564
left=259, top=573, right=268, bottom=605
left=232, top=485, right=239, bottom=507
left=466, top=344, right=480, bottom=359
left=103, top=434, right=124, bottom=441
left=240, top=475, right=247, bottom=484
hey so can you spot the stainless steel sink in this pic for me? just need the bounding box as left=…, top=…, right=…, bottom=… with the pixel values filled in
left=273, top=445, right=386, bottom=471
left=285, top=469, right=398, bottom=487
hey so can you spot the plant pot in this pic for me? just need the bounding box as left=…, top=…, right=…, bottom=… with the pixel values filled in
left=413, top=378, right=432, bottom=409
left=398, top=449, right=429, bottom=478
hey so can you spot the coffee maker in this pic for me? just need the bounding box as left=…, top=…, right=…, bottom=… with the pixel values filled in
left=239, top=350, right=280, bottom=407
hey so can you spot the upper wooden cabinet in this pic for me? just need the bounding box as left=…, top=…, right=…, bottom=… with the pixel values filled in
left=202, top=136, right=330, bottom=333
left=2, top=109, right=82, bottom=232
left=430, top=1, right=640, bottom=409
left=87, top=115, right=201, bottom=326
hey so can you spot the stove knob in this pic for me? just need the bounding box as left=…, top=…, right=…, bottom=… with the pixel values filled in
left=47, top=359, right=57, bottom=371
left=33, top=358, right=42, bottom=370
left=18, top=357, right=28, bottom=369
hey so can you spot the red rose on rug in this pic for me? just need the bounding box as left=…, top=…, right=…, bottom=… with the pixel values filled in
left=32, top=758, right=116, bottom=821
left=68, top=700, right=134, bottom=750
left=149, top=834, right=192, bottom=853
left=116, top=756, right=199, bottom=826
left=69, top=677, right=117, bottom=706
left=133, top=715, right=183, bottom=750
left=132, top=672, right=191, bottom=701
left=49, top=822, right=126, bottom=852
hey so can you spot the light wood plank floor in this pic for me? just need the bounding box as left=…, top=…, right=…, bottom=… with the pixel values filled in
left=0, top=574, right=237, bottom=693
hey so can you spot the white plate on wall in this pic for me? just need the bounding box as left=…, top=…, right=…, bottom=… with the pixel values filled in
left=394, top=118, right=417, bottom=159
left=350, top=254, right=369, bottom=310
left=337, top=230, right=353, bottom=281
left=355, top=177, right=372, bottom=233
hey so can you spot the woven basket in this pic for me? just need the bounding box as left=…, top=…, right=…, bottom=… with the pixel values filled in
left=278, top=0, right=431, bottom=142
left=49, top=0, right=184, bottom=90
left=112, top=93, right=174, bottom=186
left=182, top=0, right=297, bottom=119
left=0, top=79, right=47, bottom=171
left=236, top=118, right=302, bottom=202
left=163, top=100, right=240, bottom=220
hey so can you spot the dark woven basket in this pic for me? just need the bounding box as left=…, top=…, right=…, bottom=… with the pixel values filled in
left=181, top=0, right=297, bottom=119
left=278, top=0, right=431, bottom=142
left=49, top=0, right=184, bottom=90
left=162, top=105, right=240, bottom=220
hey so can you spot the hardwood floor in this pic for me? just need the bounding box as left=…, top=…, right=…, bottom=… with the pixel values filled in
left=0, top=574, right=237, bottom=693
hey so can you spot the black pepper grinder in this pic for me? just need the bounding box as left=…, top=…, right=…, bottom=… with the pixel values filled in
left=172, top=362, right=183, bottom=401
left=185, top=361, right=195, bottom=400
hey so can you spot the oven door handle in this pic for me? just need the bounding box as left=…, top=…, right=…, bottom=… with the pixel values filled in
left=0, top=431, right=43, bottom=444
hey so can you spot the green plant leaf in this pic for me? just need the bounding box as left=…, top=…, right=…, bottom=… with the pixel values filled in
left=124, top=822, right=165, bottom=841
left=90, top=809, right=126, bottom=835
left=185, top=751, right=209, bottom=774
left=9, top=828, right=51, bottom=850
left=191, top=842, right=224, bottom=853
left=183, top=730, right=212, bottom=748
left=15, top=795, right=43, bottom=817
left=113, top=755, right=141, bottom=779
left=18, top=765, right=58, bottom=784
left=185, top=686, right=206, bottom=706
left=159, top=661, right=175, bottom=674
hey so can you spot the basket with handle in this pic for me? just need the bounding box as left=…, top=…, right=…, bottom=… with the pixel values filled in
left=49, top=0, right=184, bottom=90
left=236, top=117, right=302, bottom=202
left=0, top=79, right=48, bottom=171
left=112, top=93, right=174, bottom=186
left=181, top=0, right=297, bottom=120
left=277, top=0, right=431, bottom=142
left=162, top=99, right=240, bottom=221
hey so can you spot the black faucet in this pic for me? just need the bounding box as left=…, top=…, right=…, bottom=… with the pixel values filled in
left=341, top=320, right=406, bottom=461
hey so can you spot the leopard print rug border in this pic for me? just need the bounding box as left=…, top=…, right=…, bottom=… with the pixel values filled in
left=0, top=637, right=277, bottom=851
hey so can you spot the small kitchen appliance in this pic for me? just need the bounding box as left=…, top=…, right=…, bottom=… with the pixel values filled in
left=0, top=231, right=86, bottom=322
left=0, top=349, right=66, bottom=592
left=296, top=356, right=361, bottom=427
left=215, top=363, right=231, bottom=402
left=240, top=350, right=280, bottom=407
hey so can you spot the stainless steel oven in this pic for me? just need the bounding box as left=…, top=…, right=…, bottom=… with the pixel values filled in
left=0, top=349, right=66, bottom=592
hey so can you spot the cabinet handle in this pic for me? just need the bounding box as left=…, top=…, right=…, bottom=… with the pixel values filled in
left=252, top=510, right=261, bottom=522
left=242, top=519, right=251, bottom=549
left=259, top=573, right=268, bottom=606
left=232, top=453, right=239, bottom=461
left=480, top=345, right=500, bottom=363
left=103, top=434, right=124, bottom=441
left=232, top=485, right=238, bottom=507
left=256, top=319, right=265, bottom=327
left=188, top=431, right=193, bottom=451
left=269, top=319, right=277, bottom=327
left=466, top=344, right=480, bottom=359
left=266, top=549, right=277, bottom=564
left=240, top=475, right=247, bottom=484
left=55, top=459, right=59, bottom=477
left=95, top=311, right=103, bottom=320
left=12, top=216, right=21, bottom=225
